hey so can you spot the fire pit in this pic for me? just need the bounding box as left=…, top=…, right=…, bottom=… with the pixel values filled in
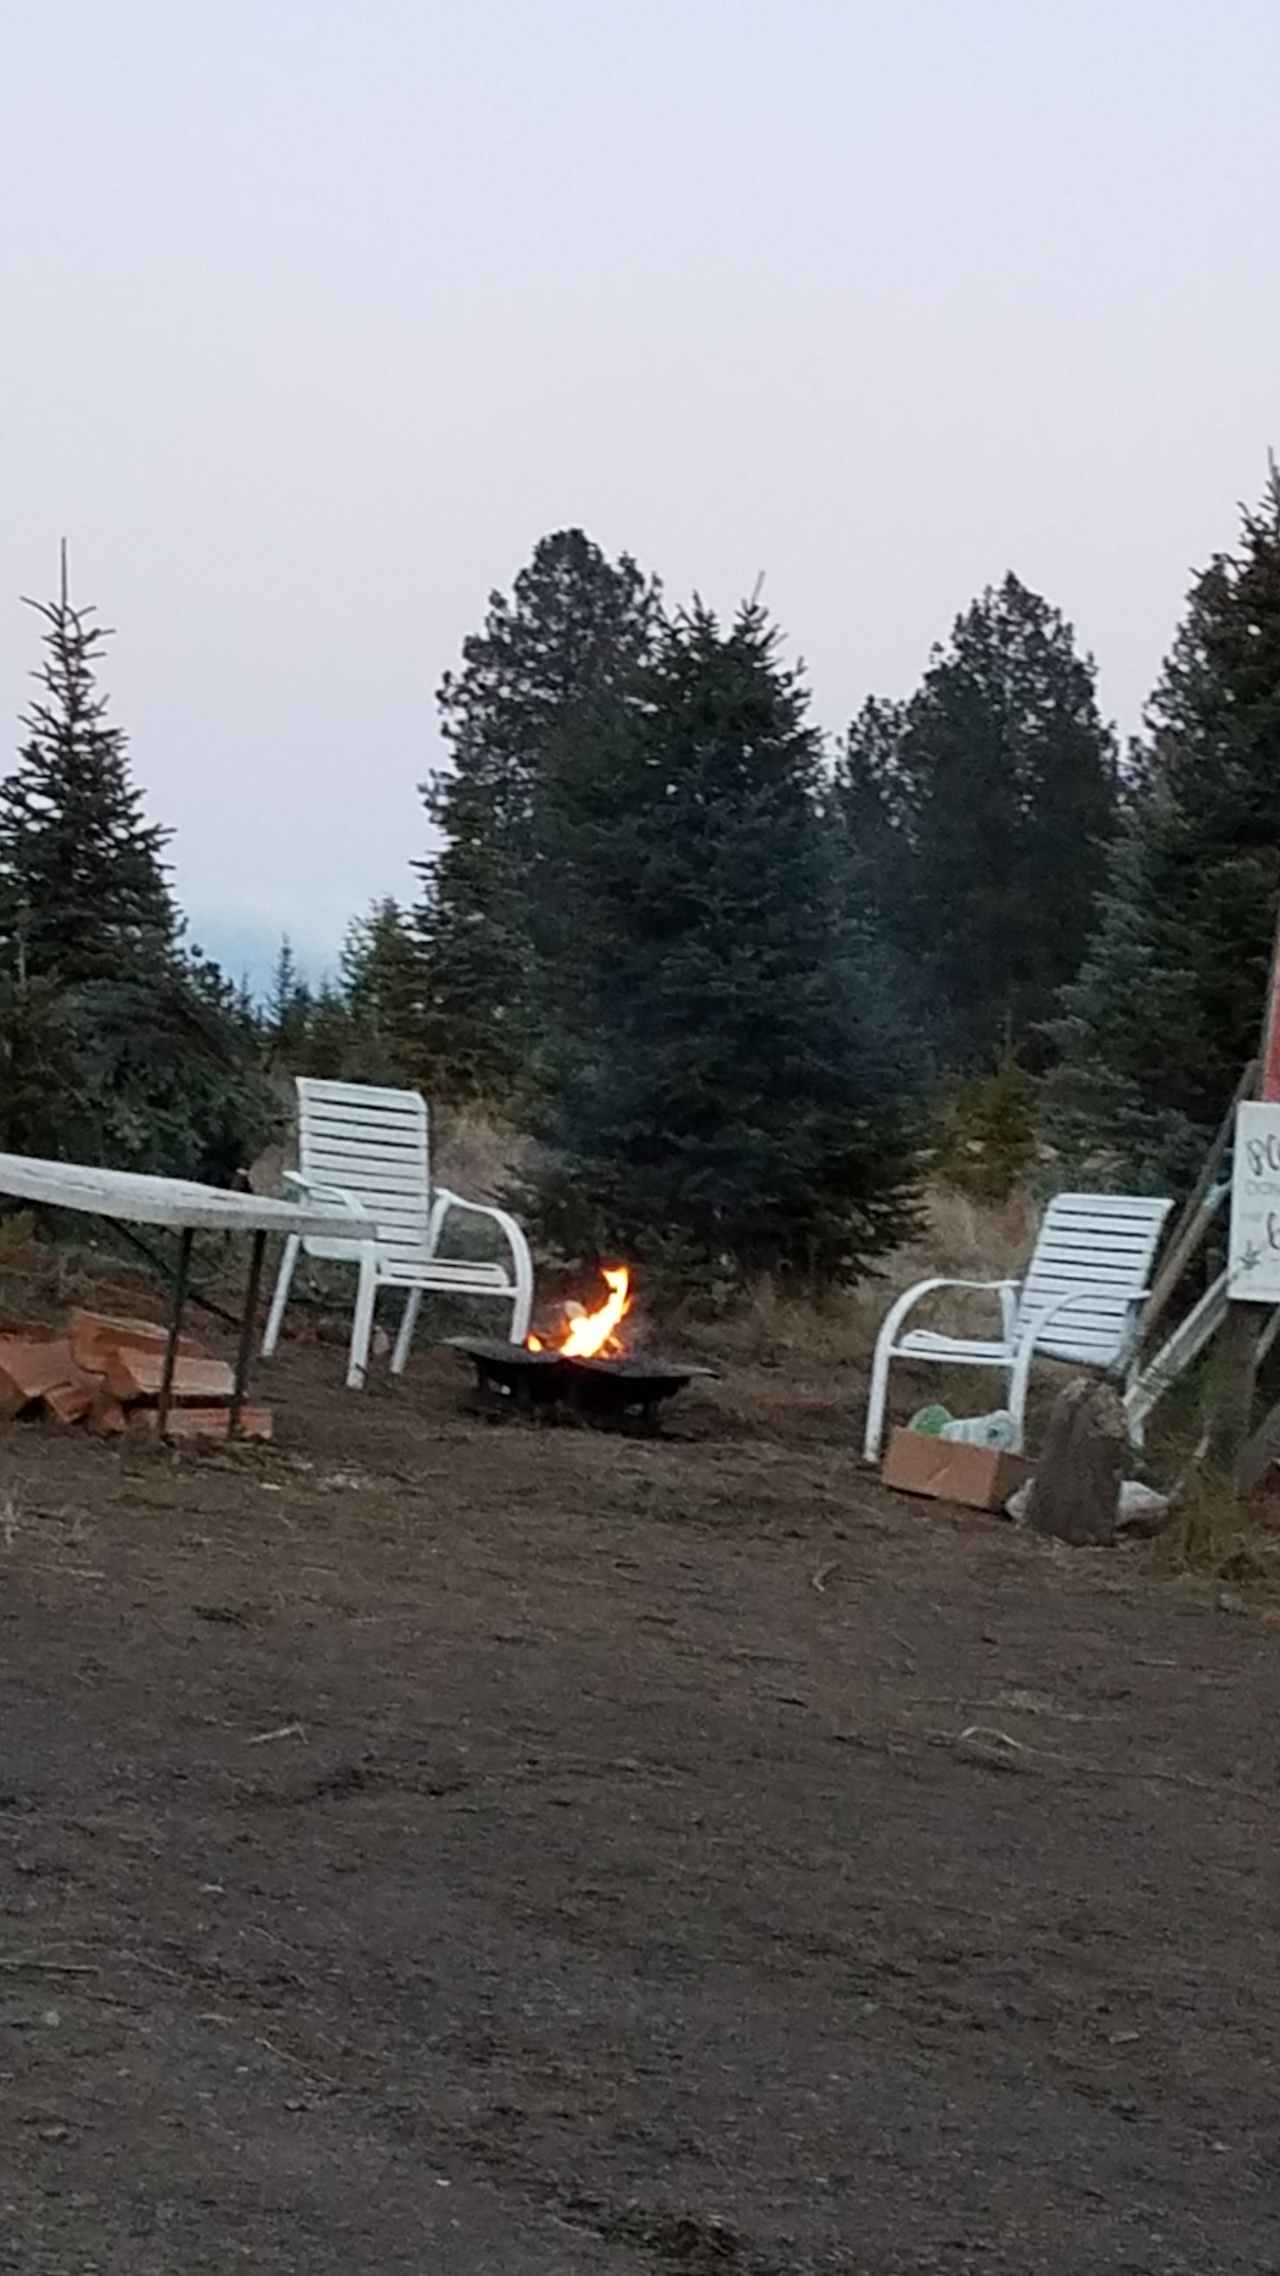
left=444, top=1336, right=715, bottom=1428
left=444, top=1264, right=716, bottom=1430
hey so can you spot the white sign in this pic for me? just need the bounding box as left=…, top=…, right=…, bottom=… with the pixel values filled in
left=1228, top=1102, right=1280, bottom=1302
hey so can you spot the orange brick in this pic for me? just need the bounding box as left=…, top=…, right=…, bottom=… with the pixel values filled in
left=69, top=1309, right=209, bottom=1375
left=43, top=1377, right=97, bottom=1426
left=90, top=1394, right=128, bottom=1437
left=105, top=1349, right=235, bottom=1405
left=0, top=1356, right=32, bottom=1419
left=0, top=1337, right=85, bottom=1417
left=133, top=1404, right=272, bottom=1443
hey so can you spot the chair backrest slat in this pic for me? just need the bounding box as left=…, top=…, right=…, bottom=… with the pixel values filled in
left=1019, top=1192, right=1172, bottom=1367
left=296, top=1078, right=431, bottom=1263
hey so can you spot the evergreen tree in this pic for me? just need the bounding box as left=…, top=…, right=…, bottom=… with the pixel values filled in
left=834, top=574, right=1118, bottom=1074
left=259, top=908, right=426, bottom=1091
left=64, top=963, right=276, bottom=1188
left=529, top=600, right=918, bottom=1289
left=0, top=562, right=277, bottom=1183
left=264, top=935, right=313, bottom=1069
left=415, top=529, right=660, bottom=1099
left=0, top=970, right=85, bottom=1163
left=1048, top=466, right=1280, bottom=1188
left=0, top=560, right=176, bottom=985
left=300, top=978, right=359, bottom=1081
left=340, top=897, right=426, bottom=1084
left=268, top=935, right=303, bottom=1029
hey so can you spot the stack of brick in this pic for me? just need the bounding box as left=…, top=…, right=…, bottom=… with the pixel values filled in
left=0, top=1311, right=271, bottom=1440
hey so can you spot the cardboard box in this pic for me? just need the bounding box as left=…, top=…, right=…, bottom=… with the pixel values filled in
left=881, top=1426, right=1032, bottom=1513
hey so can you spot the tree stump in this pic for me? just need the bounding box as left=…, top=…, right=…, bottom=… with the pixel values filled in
left=1025, top=1378, right=1125, bottom=1546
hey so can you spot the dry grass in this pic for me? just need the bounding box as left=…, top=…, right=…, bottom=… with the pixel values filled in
left=432, top=1106, right=533, bottom=1202
left=1153, top=1474, right=1246, bottom=1577
left=1136, top=1431, right=1280, bottom=1588
left=679, top=1183, right=1040, bottom=1374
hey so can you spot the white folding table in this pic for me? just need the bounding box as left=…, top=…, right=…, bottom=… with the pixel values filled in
left=0, top=1153, right=376, bottom=1438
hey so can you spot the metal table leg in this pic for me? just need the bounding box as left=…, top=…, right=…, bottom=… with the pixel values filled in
left=229, top=1230, right=268, bottom=1439
left=158, top=1229, right=194, bottom=1441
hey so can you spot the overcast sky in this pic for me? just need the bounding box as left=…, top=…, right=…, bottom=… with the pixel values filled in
left=3, top=0, right=1277, bottom=990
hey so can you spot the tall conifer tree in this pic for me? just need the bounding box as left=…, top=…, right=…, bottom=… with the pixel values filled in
left=530, top=600, right=917, bottom=1287
left=0, top=559, right=275, bottom=1181
left=0, top=554, right=175, bottom=986
left=1049, top=466, right=1280, bottom=1187
left=835, top=574, right=1117, bottom=1073
left=415, top=530, right=660, bottom=1098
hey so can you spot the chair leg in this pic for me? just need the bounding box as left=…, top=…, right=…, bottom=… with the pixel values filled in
left=863, top=1330, right=895, bottom=1462
left=391, top=1287, right=423, bottom=1376
left=1007, top=1350, right=1034, bottom=1455
left=510, top=1252, right=533, bottom=1345
left=347, top=1249, right=379, bottom=1391
left=261, top=1235, right=300, bottom=1358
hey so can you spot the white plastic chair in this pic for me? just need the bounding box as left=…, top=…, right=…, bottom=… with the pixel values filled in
left=261, top=1079, right=534, bottom=1389
left=863, top=1192, right=1172, bottom=1461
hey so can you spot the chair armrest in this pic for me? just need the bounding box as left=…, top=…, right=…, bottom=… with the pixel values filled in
left=880, top=1275, right=1020, bottom=1350
left=429, top=1187, right=532, bottom=1267
left=282, top=1169, right=370, bottom=1228
left=1015, top=1284, right=1151, bottom=1371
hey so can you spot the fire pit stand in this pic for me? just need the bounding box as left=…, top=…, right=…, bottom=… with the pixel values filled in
left=443, top=1336, right=716, bottom=1431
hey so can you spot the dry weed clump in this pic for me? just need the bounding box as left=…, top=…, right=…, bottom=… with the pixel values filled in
left=673, top=1183, right=1041, bottom=1374
left=1141, top=1452, right=1280, bottom=1592
left=432, top=1107, right=534, bottom=1202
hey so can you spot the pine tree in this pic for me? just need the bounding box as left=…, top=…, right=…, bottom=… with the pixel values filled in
left=0, top=556, right=176, bottom=985
left=268, top=935, right=302, bottom=1028
left=1048, top=466, right=1280, bottom=1188
left=301, top=979, right=358, bottom=1081
left=0, top=970, right=84, bottom=1162
left=340, top=897, right=426, bottom=1084
left=529, top=600, right=918, bottom=1289
left=265, top=935, right=313, bottom=1069
left=65, top=963, right=277, bottom=1188
left=0, top=561, right=277, bottom=1182
left=834, top=574, right=1118, bottom=1074
left=415, top=529, right=660, bottom=1100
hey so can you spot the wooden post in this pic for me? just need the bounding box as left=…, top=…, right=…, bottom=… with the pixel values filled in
left=1260, top=900, right=1280, bottom=1104
left=1133, top=1060, right=1255, bottom=1364
left=1206, top=1304, right=1265, bottom=1475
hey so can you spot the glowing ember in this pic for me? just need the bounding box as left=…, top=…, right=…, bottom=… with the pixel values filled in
left=527, top=1265, right=632, bottom=1361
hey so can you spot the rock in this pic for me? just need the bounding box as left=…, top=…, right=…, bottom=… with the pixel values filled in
left=1025, top=1379, right=1125, bottom=1546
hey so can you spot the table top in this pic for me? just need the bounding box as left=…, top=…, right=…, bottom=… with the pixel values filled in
left=0, top=1152, right=377, bottom=1239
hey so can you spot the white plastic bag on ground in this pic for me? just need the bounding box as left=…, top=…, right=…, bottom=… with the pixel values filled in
left=1005, top=1476, right=1170, bottom=1533
left=939, top=1409, right=1017, bottom=1450
left=1116, top=1480, right=1172, bottom=1535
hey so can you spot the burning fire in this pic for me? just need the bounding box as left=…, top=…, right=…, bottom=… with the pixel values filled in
left=527, top=1265, right=632, bottom=1361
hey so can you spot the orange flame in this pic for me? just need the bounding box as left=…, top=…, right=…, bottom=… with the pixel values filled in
left=527, top=1265, right=631, bottom=1360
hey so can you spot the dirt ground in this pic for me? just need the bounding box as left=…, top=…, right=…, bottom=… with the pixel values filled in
left=3, top=1319, right=1280, bottom=2276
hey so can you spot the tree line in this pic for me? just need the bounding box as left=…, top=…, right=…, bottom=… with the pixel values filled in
left=3, top=468, right=1278, bottom=1292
